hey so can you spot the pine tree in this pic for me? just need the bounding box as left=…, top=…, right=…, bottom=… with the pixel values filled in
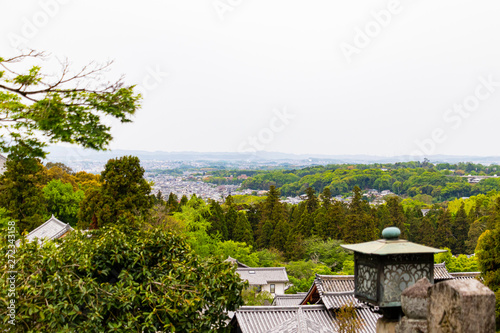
left=166, top=192, right=179, bottom=214
left=343, top=186, right=377, bottom=243
left=78, top=156, right=153, bottom=227
left=324, top=201, right=346, bottom=240
left=405, top=206, right=424, bottom=242
left=258, top=221, right=274, bottom=248
left=297, top=210, right=314, bottom=238
left=285, top=233, right=305, bottom=261
left=320, top=187, right=332, bottom=209
left=0, top=153, right=48, bottom=232
left=179, top=195, right=189, bottom=209
left=305, top=187, right=319, bottom=213
left=270, top=218, right=289, bottom=252
left=435, top=209, right=454, bottom=249
left=256, top=186, right=286, bottom=248
left=386, top=196, right=407, bottom=238
left=233, top=212, right=254, bottom=246
left=206, top=200, right=228, bottom=240
left=225, top=196, right=238, bottom=240
left=451, top=203, right=470, bottom=254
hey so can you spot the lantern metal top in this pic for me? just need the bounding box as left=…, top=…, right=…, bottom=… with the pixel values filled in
left=340, top=227, right=446, bottom=255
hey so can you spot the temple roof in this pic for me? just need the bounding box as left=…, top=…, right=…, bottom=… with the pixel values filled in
left=341, top=239, right=446, bottom=255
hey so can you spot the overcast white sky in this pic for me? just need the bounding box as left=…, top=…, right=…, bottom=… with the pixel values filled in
left=2, top=0, right=500, bottom=157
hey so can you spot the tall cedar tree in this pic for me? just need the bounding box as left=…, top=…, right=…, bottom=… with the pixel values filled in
left=166, top=192, right=179, bottom=214
left=256, top=186, right=286, bottom=248
left=324, top=201, right=347, bottom=240
left=305, top=187, right=319, bottom=213
left=179, top=195, right=189, bottom=209
left=270, top=218, right=289, bottom=252
left=0, top=152, right=47, bottom=232
left=451, top=203, right=470, bottom=254
left=435, top=209, right=454, bottom=250
left=78, top=156, right=153, bottom=228
left=206, top=200, right=228, bottom=240
left=233, top=212, right=254, bottom=246
left=386, top=196, right=407, bottom=238
left=225, top=195, right=238, bottom=240
left=343, top=186, right=377, bottom=243
left=405, top=206, right=424, bottom=243
left=297, top=210, right=314, bottom=238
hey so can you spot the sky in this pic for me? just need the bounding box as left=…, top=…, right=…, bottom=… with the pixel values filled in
left=1, top=0, right=500, bottom=158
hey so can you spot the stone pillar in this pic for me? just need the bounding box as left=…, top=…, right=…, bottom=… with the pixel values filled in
left=427, top=279, right=495, bottom=333
left=395, top=277, right=431, bottom=333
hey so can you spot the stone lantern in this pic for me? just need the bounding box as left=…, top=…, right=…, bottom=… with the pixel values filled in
left=340, top=227, right=446, bottom=318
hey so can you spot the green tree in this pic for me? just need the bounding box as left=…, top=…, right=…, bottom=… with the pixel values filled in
left=476, top=228, right=500, bottom=327
left=0, top=51, right=140, bottom=158
left=305, top=187, right=319, bottom=213
left=225, top=195, right=238, bottom=240
left=179, top=194, right=189, bottom=209
left=435, top=209, right=454, bottom=249
left=343, top=186, right=377, bottom=243
left=206, top=200, right=228, bottom=240
left=451, top=203, right=470, bottom=254
left=256, top=186, right=286, bottom=248
left=241, top=288, right=274, bottom=306
left=3, top=224, right=245, bottom=332
left=466, top=218, right=487, bottom=254
left=305, top=238, right=351, bottom=271
left=386, top=196, right=407, bottom=238
left=285, top=233, right=306, bottom=261
left=43, top=179, right=84, bottom=226
left=233, top=211, right=254, bottom=246
left=269, top=218, right=289, bottom=252
left=78, top=156, right=153, bottom=228
left=0, top=153, right=47, bottom=232
left=166, top=192, right=179, bottom=214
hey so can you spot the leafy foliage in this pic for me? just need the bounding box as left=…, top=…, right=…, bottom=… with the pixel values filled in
left=43, top=179, right=84, bottom=226
left=1, top=224, right=245, bottom=332
left=78, top=156, right=153, bottom=228
left=0, top=153, right=47, bottom=232
left=241, top=288, right=274, bottom=306
left=0, top=51, right=140, bottom=158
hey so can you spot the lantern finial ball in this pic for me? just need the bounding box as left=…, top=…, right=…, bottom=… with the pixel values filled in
left=382, top=227, right=400, bottom=240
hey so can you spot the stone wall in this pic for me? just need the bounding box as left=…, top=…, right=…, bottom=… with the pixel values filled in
left=393, top=278, right=495, bottom=333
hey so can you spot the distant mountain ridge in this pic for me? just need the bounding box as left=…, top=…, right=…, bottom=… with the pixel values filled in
left=45, top=146, right=500, bottom=164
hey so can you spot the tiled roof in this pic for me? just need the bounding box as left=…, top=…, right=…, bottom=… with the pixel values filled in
left=265, top=307, right=331, bottom=333
left=236, top=267, right=289, bottom=285
left=272, top=293, right=308, bottom=306
left=321, top=291, right=359, bottom=310
left=350, top=307, right=381, bottom=333
left=434, top=262, right=455, bottom=281
left=449, top=272, right=481, bottom=280
left=301, top=274, right=356, bottom=307
left=317, top=274, right=355, bottom=293
left=19, top=215, right=73, bottom=245
left=232, top=305, right=336, bottom=333
left=232, top=305, right=380, bottom=333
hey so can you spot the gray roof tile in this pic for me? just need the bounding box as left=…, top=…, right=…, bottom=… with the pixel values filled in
left=22, top=215, right=73, bottom=244
left=434, top=262, right=455, bottom=281
left=272, top=293, right=308, bottom=306
left=236, top=267, right=289, bottom=285
left=232, top=305, right=380, bottom=333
